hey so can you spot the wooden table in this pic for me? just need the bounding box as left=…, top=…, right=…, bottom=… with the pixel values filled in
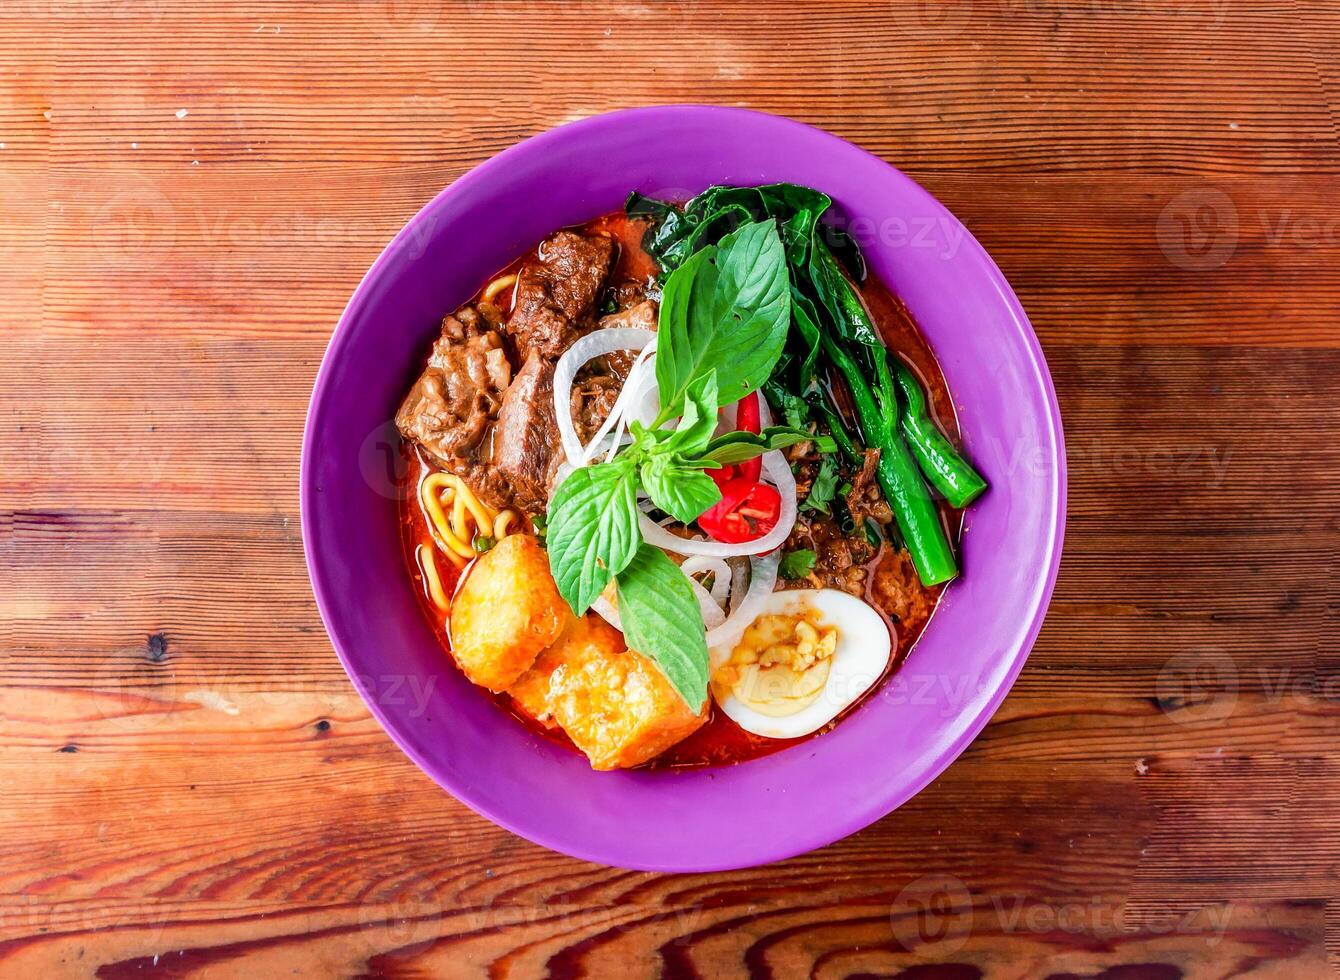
left=4, top=2, right=1337, bottom=976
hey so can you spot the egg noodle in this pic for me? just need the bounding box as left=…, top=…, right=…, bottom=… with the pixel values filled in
left=481, top=273, right=518, bottom=304
left=417, top=472, right=520, bottom=608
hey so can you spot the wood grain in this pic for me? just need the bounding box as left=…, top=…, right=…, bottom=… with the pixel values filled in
left=3, top=0, right=1339, bottom=976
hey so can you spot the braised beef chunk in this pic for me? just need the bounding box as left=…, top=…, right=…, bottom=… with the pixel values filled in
left=398, top=230, right=618, bottom=516
left=491, top=351, right=562, bottom=514
left=783, top=513, right=876, bottom=596
left=507, top=231, right=615, bottom=359
left=845, top=448, right=894, bottom=528
left=597, top=299, right=656, bottom=333
left=395, top=305, right=512, bottom=465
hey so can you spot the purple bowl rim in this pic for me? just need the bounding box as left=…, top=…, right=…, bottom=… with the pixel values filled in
left=300, top=104, right=1067, bottom=870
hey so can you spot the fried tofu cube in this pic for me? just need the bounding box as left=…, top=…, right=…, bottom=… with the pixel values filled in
left=546, top=627, right=708, bottom=771
left=508, top=613, right=617, bottom=728
left=449, top=534, right=572, bottom=691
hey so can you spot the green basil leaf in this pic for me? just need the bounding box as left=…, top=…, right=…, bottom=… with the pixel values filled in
left=545, top=461, right=640, bottom=615
left=801, top=455, right=841, bottom=515
left=640, top=455, right=722, bottom=524
left=655, top=220, right=790, bottom=417
left=614, top=543, right=709, bottom=711
left=659, top=370, right=719, bottom=458
left=778, top=549, right=818, bottom=580
left=702, top=425, right=813, bottom=466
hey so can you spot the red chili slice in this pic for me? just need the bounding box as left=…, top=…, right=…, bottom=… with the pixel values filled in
left=698, top=478, right=782, bottom=544
left=736, top=392, right=763, bottom=483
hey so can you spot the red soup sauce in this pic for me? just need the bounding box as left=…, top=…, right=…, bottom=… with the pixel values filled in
left=397, top=211, right=965, bottom=769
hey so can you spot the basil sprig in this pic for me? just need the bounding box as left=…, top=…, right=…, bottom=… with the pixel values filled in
left=545, top=220, right=794, bottom=710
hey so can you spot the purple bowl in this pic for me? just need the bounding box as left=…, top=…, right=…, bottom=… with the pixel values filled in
left=301, top=106, right=1065, bottom=872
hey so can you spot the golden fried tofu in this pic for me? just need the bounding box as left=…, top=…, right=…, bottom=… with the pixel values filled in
left=449, top=534, right=572, bottom=692
left=508, top=613, right=620, bottom=728
left=547, top=630, right=708, bottom=771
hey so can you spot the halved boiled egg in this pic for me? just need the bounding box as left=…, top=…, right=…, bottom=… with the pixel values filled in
left=709, top=589, right=892, bottom=739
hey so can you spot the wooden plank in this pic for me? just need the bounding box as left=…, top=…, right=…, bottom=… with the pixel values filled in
left=2, top=0, right=1338, bottom=974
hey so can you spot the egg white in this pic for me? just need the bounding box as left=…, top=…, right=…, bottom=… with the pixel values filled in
left=710, top=588, right=892, bottom=739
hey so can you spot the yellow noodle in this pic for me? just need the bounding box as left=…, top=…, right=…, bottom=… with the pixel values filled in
left=481, top=273, right=518, bottom=303
left=420, top=475, right=475, bottom=561
left=453, top=489, right=468, bottom=541
left=417, top=543, right=451, bottom=609
left=493, top=510, right=517, bottom=540
left=453, top=478, right=496, bottom=534
left=419, top=471, right=521, bottom=567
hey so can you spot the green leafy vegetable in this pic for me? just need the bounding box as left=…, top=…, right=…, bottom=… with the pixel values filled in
left=702, top=425, right=817, bottom=466
left=654, top=220, right=790, bottom=419
left=630, top=182, right=990, bottom=585
left=801, top=455, right=840, bottom=515
left=545, top=461, right=641, bottom=615
left=778, top=549, right=817, bottom=580
left=615, top=543, right=711, bottom=710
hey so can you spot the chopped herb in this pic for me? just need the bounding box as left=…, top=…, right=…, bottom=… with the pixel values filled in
left=778, top=549, right=818, bottom=580
left=472, top=535, right=496, bottom=554
left=801, top=455, right=840, bottom=515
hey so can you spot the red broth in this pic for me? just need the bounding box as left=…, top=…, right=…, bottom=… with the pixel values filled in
left=398, top=211, right=964, bottom=769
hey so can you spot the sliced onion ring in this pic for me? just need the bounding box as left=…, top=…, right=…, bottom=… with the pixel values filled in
left=552, top=327, right=656, bottom=464
left=687, top=577, right=727, bottom=629
left=680, top=556, right=732, bottom=607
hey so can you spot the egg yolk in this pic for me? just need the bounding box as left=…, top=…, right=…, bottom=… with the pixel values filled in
left=712, top=610, right=838, bottom=717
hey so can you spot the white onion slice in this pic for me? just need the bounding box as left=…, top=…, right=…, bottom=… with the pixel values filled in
left=592, top=594, right=621, bottom=631
left=581, top=341, right=658, bottom=466
left=637, top=450, right=797, bottom=557
left=687, top=577, right=727, bottom=629
left=680, top=556, right=732, bottom=606
left=756, top=392, right=774, bottom=428
left=706, top=552, right=780, bottom=663
left=728, top=558, right=748, bottom=615
left=552, top=327, right=656, bottom=465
